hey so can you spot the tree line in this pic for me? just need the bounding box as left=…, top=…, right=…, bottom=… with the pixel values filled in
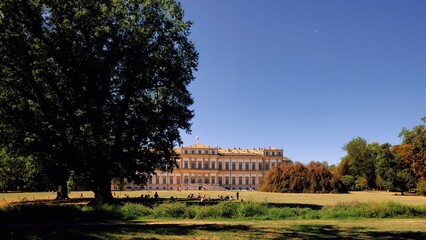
left=336, top=117, right=425, bottom=195
left=260, top=117, right=425, bottom=195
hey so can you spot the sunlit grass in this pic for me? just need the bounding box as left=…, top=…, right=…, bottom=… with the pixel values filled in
left=1, top=190, right=425, bottom=206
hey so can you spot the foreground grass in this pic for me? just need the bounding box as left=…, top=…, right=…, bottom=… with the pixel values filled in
left=1, top=219, right=426, bottom=240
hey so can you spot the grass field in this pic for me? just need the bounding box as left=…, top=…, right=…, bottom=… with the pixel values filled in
left=1, top=190, right=425, bottom=239
left=1, top=190, right=425, bottom=206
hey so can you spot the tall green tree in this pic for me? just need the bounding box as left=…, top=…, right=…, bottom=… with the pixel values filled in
left=0, top=0, right=198, bottom=203
left=341, top=137, right=377, bottom=189
left=394, top=117, right=426, bottom=182
left=375, top=143, right=415, bottom=194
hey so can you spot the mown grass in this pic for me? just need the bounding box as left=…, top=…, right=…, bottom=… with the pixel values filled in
left=2, top=190, right=426, bottom=206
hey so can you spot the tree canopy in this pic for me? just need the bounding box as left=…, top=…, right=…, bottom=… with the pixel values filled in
left=0, top=0, right=198, bottom=203
left=260, top=161, right=348, bottom=193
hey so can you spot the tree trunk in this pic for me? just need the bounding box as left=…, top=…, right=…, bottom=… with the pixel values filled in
left=93, top=176, right=113, bottom=204
left=55, top=179, right=69, bottom=200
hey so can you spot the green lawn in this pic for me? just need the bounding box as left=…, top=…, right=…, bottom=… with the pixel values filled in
left=1, top=190, right=425, bottom=239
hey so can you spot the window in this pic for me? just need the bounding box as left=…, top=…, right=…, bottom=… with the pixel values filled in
left=218, top=177, right=223, bottom=185
left=225, top=163, right=229, bottom=170
left=259, top=163, right=263, bottom=170
left=204, top=178, right=209, bottom=184
left=155, top=177, right=159, bottom=184
left=232, top=163, right=236, bottom=170
left=205, top=163, right=209, bottom=170
left=169, top=178, right=173, bottom=184
left=225, top=177, right=229, bottom=185
left=272, top=152, right=275, bottom=156
left=252, top=177, right=256, bottom=185
left=191, top=163, right=195, bottom=169
left=198, top=150, right=202, bottom=154
left=245, top=163, right=249, bottom=170
left=245, top=177, right=249, bottom=185
left=265, top=152, right=269, bottom=156
left=205, top=150, right=209, bottom=154
left=211, top=163, right=216, bottom=169
left=219, top=163, right=222, bottom=170
left=212, top=150, right=216, bottom=154
left=232, top=177, right=236, bottom=185
left=239, top=163, right=243, bottom=170
left=184, top=178, right=189, bottom=184
left=184, top=150, right=188, bottom=154
left=265, top=163, right=269, bottom=170
left=191, top=150, right=195, bottom=154
left=184, top=162, right=188, bottom=169
left=198, top=162, right=202, bottom=169
left=239, top=177, right=243, bottom=185
left=191, top=178, right=195, bottom=184
left=177, top=178, right=181, bottom=184
left=211, top=177, right=216, bottom=184
left=252, top=163, right=256, bottom=170
left=162, top=178, right=166, bottom=184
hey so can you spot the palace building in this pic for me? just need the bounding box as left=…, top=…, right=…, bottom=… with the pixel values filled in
left=127, top=143, right=287, bottom=191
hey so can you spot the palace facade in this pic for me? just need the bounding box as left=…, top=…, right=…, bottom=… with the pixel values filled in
left=119, top=144, right=287, bottom=191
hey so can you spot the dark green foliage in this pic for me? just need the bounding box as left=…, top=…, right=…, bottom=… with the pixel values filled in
left=0, top=148, right=51, bottom=192
left=0, top=0, right=198, bottom=203
left=260, top=162, right=348, bottom=193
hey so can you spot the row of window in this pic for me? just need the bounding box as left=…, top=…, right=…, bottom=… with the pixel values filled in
left=180, top=162, right=275, bottom=170
left=182, top=149, right=282, bottom=156
left=149, top=176, right=263, bottom=185
left=183, top=149, right=217, bottom=155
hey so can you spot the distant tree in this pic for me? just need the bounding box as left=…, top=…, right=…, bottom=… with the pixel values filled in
left=340, top=175, right=355, bottom=190
left=393, top=118, right=426, bottom=182
left=375, top=143, right=416, bottom=194
left=0, top=0, right=197, bottom=203
left=342, top=137, right=377, bottom=189
left=260, top=161, right=347, bottom=193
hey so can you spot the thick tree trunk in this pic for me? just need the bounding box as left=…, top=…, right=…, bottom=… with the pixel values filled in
left=55, top=179, right=69, bottom=200
left=93, top=176, right=113, bottom=204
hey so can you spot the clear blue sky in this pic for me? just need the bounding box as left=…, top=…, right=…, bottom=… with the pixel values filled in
left=178, top=0, right=426, bottom=165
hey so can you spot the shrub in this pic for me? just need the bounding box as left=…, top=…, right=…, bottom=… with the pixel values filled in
left=238, top=202, right=268, bottom=218
left=152, top=202, right=188, bottom=218
left=120, top=203, right=152, bottom=220
left=215, top=202, right=238, bottom=218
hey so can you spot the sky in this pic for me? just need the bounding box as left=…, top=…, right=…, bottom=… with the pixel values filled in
left=178, top=0, right=426, bottom=165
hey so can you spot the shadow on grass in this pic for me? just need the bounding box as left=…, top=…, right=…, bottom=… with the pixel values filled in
left=0, top=222, right=250, bottom=240
left=1, top=222, right=426, bottom=240
left=266, top=202, right=323, bottom=210
left=277, top=224, right=426, bottom=240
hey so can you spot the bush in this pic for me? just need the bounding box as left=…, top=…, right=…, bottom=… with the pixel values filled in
left=238, top=202, right=268, bottom=218
left=152, top=202, right=189, bottom=218
left=120, top=203, right=152, bottom=220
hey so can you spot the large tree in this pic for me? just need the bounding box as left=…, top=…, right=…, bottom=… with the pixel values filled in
left=0, top=0, right=198, bottom=203
left=341, top=137, right=377, bottom=190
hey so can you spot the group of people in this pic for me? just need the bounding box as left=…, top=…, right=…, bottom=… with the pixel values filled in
left=140, top=191, right=159, bottom=200
left=186, top=192, right=240, bottom=202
